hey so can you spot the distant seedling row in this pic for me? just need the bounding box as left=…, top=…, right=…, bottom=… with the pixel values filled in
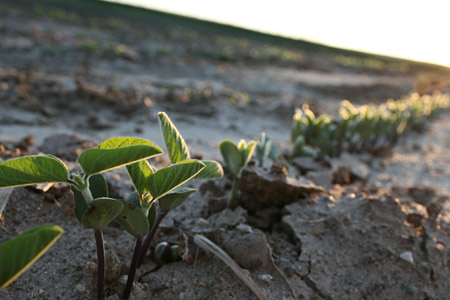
left=291, top=92, right=450, bottom=157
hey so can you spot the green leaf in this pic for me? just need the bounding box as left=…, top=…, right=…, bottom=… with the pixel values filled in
left=71, top=174, right=108, bottom=222
left=148, top=160, right=205, bottom=200
left=148, top=202, right=157, bottom=231
left=158, top=112, right=190, bottom=163
left=241, top=141, right=257, bottom=167
left=219, top=140, right=242, bottom=175
left=0, top=155, right=68, bottom=188
left=0, top=225, right=63, bottom=290
left=159, top=187, right=197, bottom=212
left=81, top=198, right=124, bottom=230
left=77, top=137, right=162, bottom=175
left=194, top=160, right=224, bottom=179
left=126, top=160, right=154, bottom=195
left=126, top=192, right=141, bottom=208
left=115, top=199, right=149, bottom=238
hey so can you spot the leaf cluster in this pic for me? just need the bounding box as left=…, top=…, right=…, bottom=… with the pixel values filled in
left=255, top=132, right=280, bottom=167
left=0, top=111, right=223, bottom=293
left=219, top=139, right=257, bottom=177
left=291, top=92, right=450, bottom=157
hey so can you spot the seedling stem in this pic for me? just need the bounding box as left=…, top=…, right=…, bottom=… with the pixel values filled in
left=229, top=176, right=240, bottom=208
left=122, top=238, right=142, bottom=300
left=137, top=210, right=169, bottom=267
left=94, top=229, right=105, bottom=300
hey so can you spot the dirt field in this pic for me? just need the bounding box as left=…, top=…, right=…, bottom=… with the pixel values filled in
left=0, top=1, right=449, bottom=299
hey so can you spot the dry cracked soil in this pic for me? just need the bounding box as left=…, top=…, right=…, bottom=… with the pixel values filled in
left=0, top=1, right=450, bottom=299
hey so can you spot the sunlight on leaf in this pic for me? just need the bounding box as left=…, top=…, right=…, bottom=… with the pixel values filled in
left=158, top=112, right=190, bottom=163
left=0, top=225, right=63, bottom=290
left=78, top=137, right=162, bottom=175
left=0, top=155, right=68, bottom=188
left=148, top=160, right=204, bottom=200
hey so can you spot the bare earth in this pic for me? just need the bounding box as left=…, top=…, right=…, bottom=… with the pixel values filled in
left=0, top=2, right=450, bottom=300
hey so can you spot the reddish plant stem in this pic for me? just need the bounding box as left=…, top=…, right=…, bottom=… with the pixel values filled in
left=137, top=210, right=169, bottom=267
left=122, top=237, right=142, bottom=300
left=94, top=229, right=105, bottom=300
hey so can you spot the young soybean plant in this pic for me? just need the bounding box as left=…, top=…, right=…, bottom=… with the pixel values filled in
left=219, top=139, right=256, bottom=207
left=255, top=132, right=280, bottom=167
left=0, top=137, right=163, bottom=300
left=119, top=112, right=223, bottom=300
left=0, top=224, right=63, bottom=290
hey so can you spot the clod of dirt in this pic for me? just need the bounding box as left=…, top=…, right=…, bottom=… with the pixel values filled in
left=223, top=231, right=271, bottom=270
left=0, top=135, right=34, bottom=159
left=211, top=207, right=247, bottom=228
left=239, top=165, right=323, bottom=209
left=87, top=115, right=115, bottom=130
left=305, top=170, right=333, bottom=187
left=408, top=186, right=436, bottom=206
left=40, top=133, right=96, bottom=161
left=331, top=152, right=371, bottom=181
left=332, top=166, right=352, bottom=184
left=292, top=157, right=327, bottom=174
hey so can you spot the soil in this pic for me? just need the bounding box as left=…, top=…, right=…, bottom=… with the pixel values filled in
left=1, top=1, right=450, bottom=299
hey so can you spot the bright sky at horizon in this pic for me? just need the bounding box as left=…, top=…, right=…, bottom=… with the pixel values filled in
left=108, top=0, right=450, bottom=67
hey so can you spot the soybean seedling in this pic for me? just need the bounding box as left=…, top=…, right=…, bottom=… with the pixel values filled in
left=219, top=139, right=256, bottom=207
left=119, top=112, right=223, bottom=300
left=0, top=137, right=163, bottom=300
left=255, top=132, right=280, bottom=167
left=0, top=225, right=63, bottom=290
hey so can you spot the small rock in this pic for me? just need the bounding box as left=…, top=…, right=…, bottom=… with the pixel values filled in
left=223, top=232, right=271, bottom=270
left=40, top=133, right=96, bottom=161
left=258, top=274, right=273, bottom=284
left=399, top=251, right=414, bottom=263
left=207, top=197, right=228, bottom=214
left=406, top=284, right=418, bottom=294
left=405, top=213, right=423, bottom=228
left=118, top=275, right=128, bottom=285
left=74, top=284, right=86, bottom=293
left=305, top=170, right=333, bottom=187
left=408, top=186, right=436, bottom=205
left=292, top=157, right=325, bottom=174
left=332, top=166, right=352, bottom=184
left=213, top=208, right=246, bottom=228
left=196, top=218, right=209, bottom=226
left=236, top=223, right=253, bottom=233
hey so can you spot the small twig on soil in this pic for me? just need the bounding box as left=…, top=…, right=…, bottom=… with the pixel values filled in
left=193, top=234, right=269, bottom=300
left=266, top=242, right=298, bottom=299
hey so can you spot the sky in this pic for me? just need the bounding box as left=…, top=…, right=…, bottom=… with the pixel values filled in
left=108, top=0, right=450, bottom=67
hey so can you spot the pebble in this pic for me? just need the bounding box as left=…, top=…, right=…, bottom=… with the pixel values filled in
left=74, top=284, right=86, bottom=293
left=223, top=232, right=271, bottom=270
left=196, top=218, right=209, bottom=226
left=118, top=275, right=128, bottom=285
left=399, top=251, right=414, bottom=263
left=258, top=274, right=273, bottom=284
left=236, top=223, right=253, bottom=233
left=406, top=284, right=418, bottom=294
